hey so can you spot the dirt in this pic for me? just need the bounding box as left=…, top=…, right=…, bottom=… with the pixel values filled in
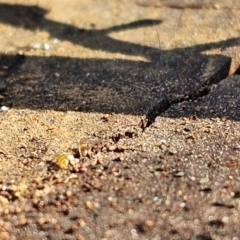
left=0, top=1, right=239, bottom=239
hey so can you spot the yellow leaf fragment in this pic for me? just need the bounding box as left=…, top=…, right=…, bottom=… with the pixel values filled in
left=55, top=154, right=69, bottom=169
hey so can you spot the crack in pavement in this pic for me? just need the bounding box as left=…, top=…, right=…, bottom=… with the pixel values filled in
left=145, top=58, right=232, bottom=128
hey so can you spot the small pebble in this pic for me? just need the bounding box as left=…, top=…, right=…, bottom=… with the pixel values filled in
left=190, top=176, right=196, bottom=181
left=17, top=50, right=24, bottom=55
left=66, top=190, right=72, bottom=197
left=37, top=217, right=46, bottom=225
left=108, top=196, right=113, bottom=202
left=77, top=219, right=86, bottom=227
left=0, top=106, right=9, bottom=111
left=174, top=171, right=184, bottom=177
left=43, top=44, right=51, bottom=50
left=31, top=42, right=42, bottom=49
left=146, top=220, right=154, bottom=229
left=52, top=38, right=60, bottom=44
left=108, top=145, right=116, bottom=151
left=180, top=202, right=186, bottom=208
left=67, top=154, right=75, bottom=161
left=200, top=177, right=209, bottom=184
left=222, top=216, right=229, bottom=224
left=85, top=201, right=94, bottom=210
left=18, top=217, right=27, bottom=226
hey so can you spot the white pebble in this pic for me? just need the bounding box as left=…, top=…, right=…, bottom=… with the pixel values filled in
left=0, top=106, right=9, bottom=111
left=43, top=44, right=51, bottom=50
left=153, top=196, right=159, bottom=202
left=108, top=196, right=113, bottom=202
left=67, top=155, right=74, bottom=161
left=52, top=38, right=60, bottom=44
left=31, top=42, right=42, bottom=49
left=222, top=216, right=229, bottom=224
left=180, top=202, right=186, bottom=208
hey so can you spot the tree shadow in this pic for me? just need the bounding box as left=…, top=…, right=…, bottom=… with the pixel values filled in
left=0, top=3, right=239, bottom=121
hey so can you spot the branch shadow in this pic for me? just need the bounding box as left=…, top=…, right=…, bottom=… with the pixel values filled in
left=0, top=3, right=239, bottom=121
left=0, top=3, right=161, bottom=59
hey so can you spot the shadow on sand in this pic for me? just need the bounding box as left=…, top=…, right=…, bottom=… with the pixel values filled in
left=0, top=3, right=239, bottom=121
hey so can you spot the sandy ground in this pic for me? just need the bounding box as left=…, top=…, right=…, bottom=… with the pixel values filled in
left=0, top=0, right=239, bottom=239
